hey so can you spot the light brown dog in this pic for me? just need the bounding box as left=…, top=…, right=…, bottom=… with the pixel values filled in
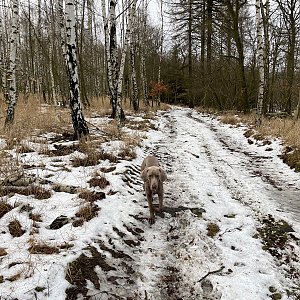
left=141, top=156, right=167, bottom=224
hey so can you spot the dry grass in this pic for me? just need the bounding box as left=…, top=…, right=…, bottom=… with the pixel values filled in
left=78, top=189, right=106, bottom=202
left=28, top=239, right=60, bottom=254
left=219, top=114, right=241, bottom=126
left=29, top=212, right=42, bottom=222
left=88, top=176, right=110, bottom=189
left=0, top=185, right=52, bottom=199
left=236, top=113, right=300, bottom=150
left=219, top=112, right=300, bottom=171
left=0, top=247, right=7, bottom=256
left=86, top=96, right=170, bottom=117
left=75, top=203, right=100, bottom=222
left=8, top=219, right=25, bottom=237
left=0, top=200, right=13, bottom=218
left=0, top=95, right=71, bottom=142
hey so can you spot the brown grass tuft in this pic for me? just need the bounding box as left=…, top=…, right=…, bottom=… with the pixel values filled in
left=0, top=200, right=13, bottom=218
left=0, top=185, right=51, bottom=199
left=207, top=222, right=220, bottom=237
left=75, top=203, right=100, bottom=222
left=8, top=219, right=25, bottom=237
left=7, top=272, right=22, bottom=282
left=219, top=114, right=240, bottom=125
left=29, top=212, right=42, bottom=222
left=88, top=176, right=110, bottom=189
left=118, top=147, right=137, bottom=160
left=0, top=247, right=7, bottom=256
left=78, top=189, right=106, bottom=202
left=28, top=241, right=59, bottom=254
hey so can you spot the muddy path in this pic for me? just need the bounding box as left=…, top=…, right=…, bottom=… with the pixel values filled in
left=64, top=108, right=300, bottom=299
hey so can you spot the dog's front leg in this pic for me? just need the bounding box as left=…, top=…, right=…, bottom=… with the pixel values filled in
left=157, top=186, right=164, bottom=213
left=146, top=192, right=155, bottom=224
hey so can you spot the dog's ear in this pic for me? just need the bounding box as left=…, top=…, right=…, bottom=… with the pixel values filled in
left=159, top=167, right=167, bottom=181
left=141, top=167, right=149, bottom=182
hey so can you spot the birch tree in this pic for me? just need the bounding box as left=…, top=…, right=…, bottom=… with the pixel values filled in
left=102, top=0, right=134, bottom=121
left=0, top=0, right=9, bottom=103
left=139, top=1, right=149, bottom=106
left=64, top=0, right=89, bottom=139
left=5, top=0, right=19, bottom=126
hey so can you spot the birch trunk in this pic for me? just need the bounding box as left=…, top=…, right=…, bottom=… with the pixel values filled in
left=5, top=0, right=19, bottom=126
left=65, top=0, right=89, bottom=139
left=49, top=39, right=58, bottom=105
left=102, top=0, right=125, bottom=121
left=140, top=3, right=149, bottom=106
left=256, top=0, right=264, bottom=123
left=0, top=1, right=9, bottom=103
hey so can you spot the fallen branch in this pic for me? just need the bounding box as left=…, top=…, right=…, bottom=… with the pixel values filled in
left=198, top=266, right=225, bottom=282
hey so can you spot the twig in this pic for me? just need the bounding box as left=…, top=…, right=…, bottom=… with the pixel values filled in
left=198, top=266, right=225, bottom=282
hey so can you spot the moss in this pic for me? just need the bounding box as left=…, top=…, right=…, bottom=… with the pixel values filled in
left=257, top=215, right=293, bottom=259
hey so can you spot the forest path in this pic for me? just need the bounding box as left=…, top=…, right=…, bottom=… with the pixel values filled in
left=128, top=107, right=300, bottom=299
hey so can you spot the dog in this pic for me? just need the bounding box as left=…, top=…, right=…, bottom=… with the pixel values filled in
left=141, top=155, right=167, bottom=224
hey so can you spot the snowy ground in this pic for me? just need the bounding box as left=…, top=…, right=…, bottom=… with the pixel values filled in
left=0, top=106, right=299, bottom=300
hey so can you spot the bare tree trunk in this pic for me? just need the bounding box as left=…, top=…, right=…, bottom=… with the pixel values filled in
left=140, top=2, right=149, bottom=106
left=49, top=41, right=58, bottom=105
left=294, top=89, right=300, bottom=120
left=129, top=0, right=138, bottom=111
left=207, top=0, right=213, bottom=75
left=5, top=0, right=19, bottom=126
left=256, top=0, right=264, bottom=123
left=262, top=0, right=270, bottom=114
left=65, top=0, right=89, bottom=139
left=157, top=0, right=164, bottom=107
left=188, top=0, right=193, bottom=107
left=224, top=0, right=249, bottom=113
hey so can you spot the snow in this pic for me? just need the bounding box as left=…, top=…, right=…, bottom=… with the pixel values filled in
left=0, top=106, right=299, bottom=299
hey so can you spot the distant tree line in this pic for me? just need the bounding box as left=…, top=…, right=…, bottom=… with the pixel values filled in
left=0, top=0, right=299, bottom=124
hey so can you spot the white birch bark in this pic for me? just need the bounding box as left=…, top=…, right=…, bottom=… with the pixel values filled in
left=101, top=0, right=116, bottom=105
left=116, top=23, right=130, bottom=120
left=140, top=1, right=149, bottom=106
left=0, top=0, right=9, bottom=103
left=256, top=0, right=264, bottom=124
left=49, top=41, right=58, bottom=105
left=102, top=0, right=125, bottom=121
left=5, top=0, right=19, bottom=126
left=65, top=0, right=89, bottom=138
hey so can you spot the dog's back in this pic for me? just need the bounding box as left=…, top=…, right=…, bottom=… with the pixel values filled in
left=141, top=155, right=159, bottom=171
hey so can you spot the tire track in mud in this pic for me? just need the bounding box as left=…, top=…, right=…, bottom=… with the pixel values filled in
left=188, top=111, right=300, bottom=221
left=183, top=110, right=300, bottom=297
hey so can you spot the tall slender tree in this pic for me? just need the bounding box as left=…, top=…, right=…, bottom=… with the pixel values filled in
left=64, top=0, right=89, bottom=139
left=5, top=0, right=19, bottom=126
left=256, top=0, right=264, bottom=123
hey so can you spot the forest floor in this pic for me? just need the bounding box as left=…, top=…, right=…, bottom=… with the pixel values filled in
left=0, top=106, right=300, bottom=300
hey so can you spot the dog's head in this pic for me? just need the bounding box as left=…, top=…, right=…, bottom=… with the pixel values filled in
left=141, top=166, right=167, bottom=193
